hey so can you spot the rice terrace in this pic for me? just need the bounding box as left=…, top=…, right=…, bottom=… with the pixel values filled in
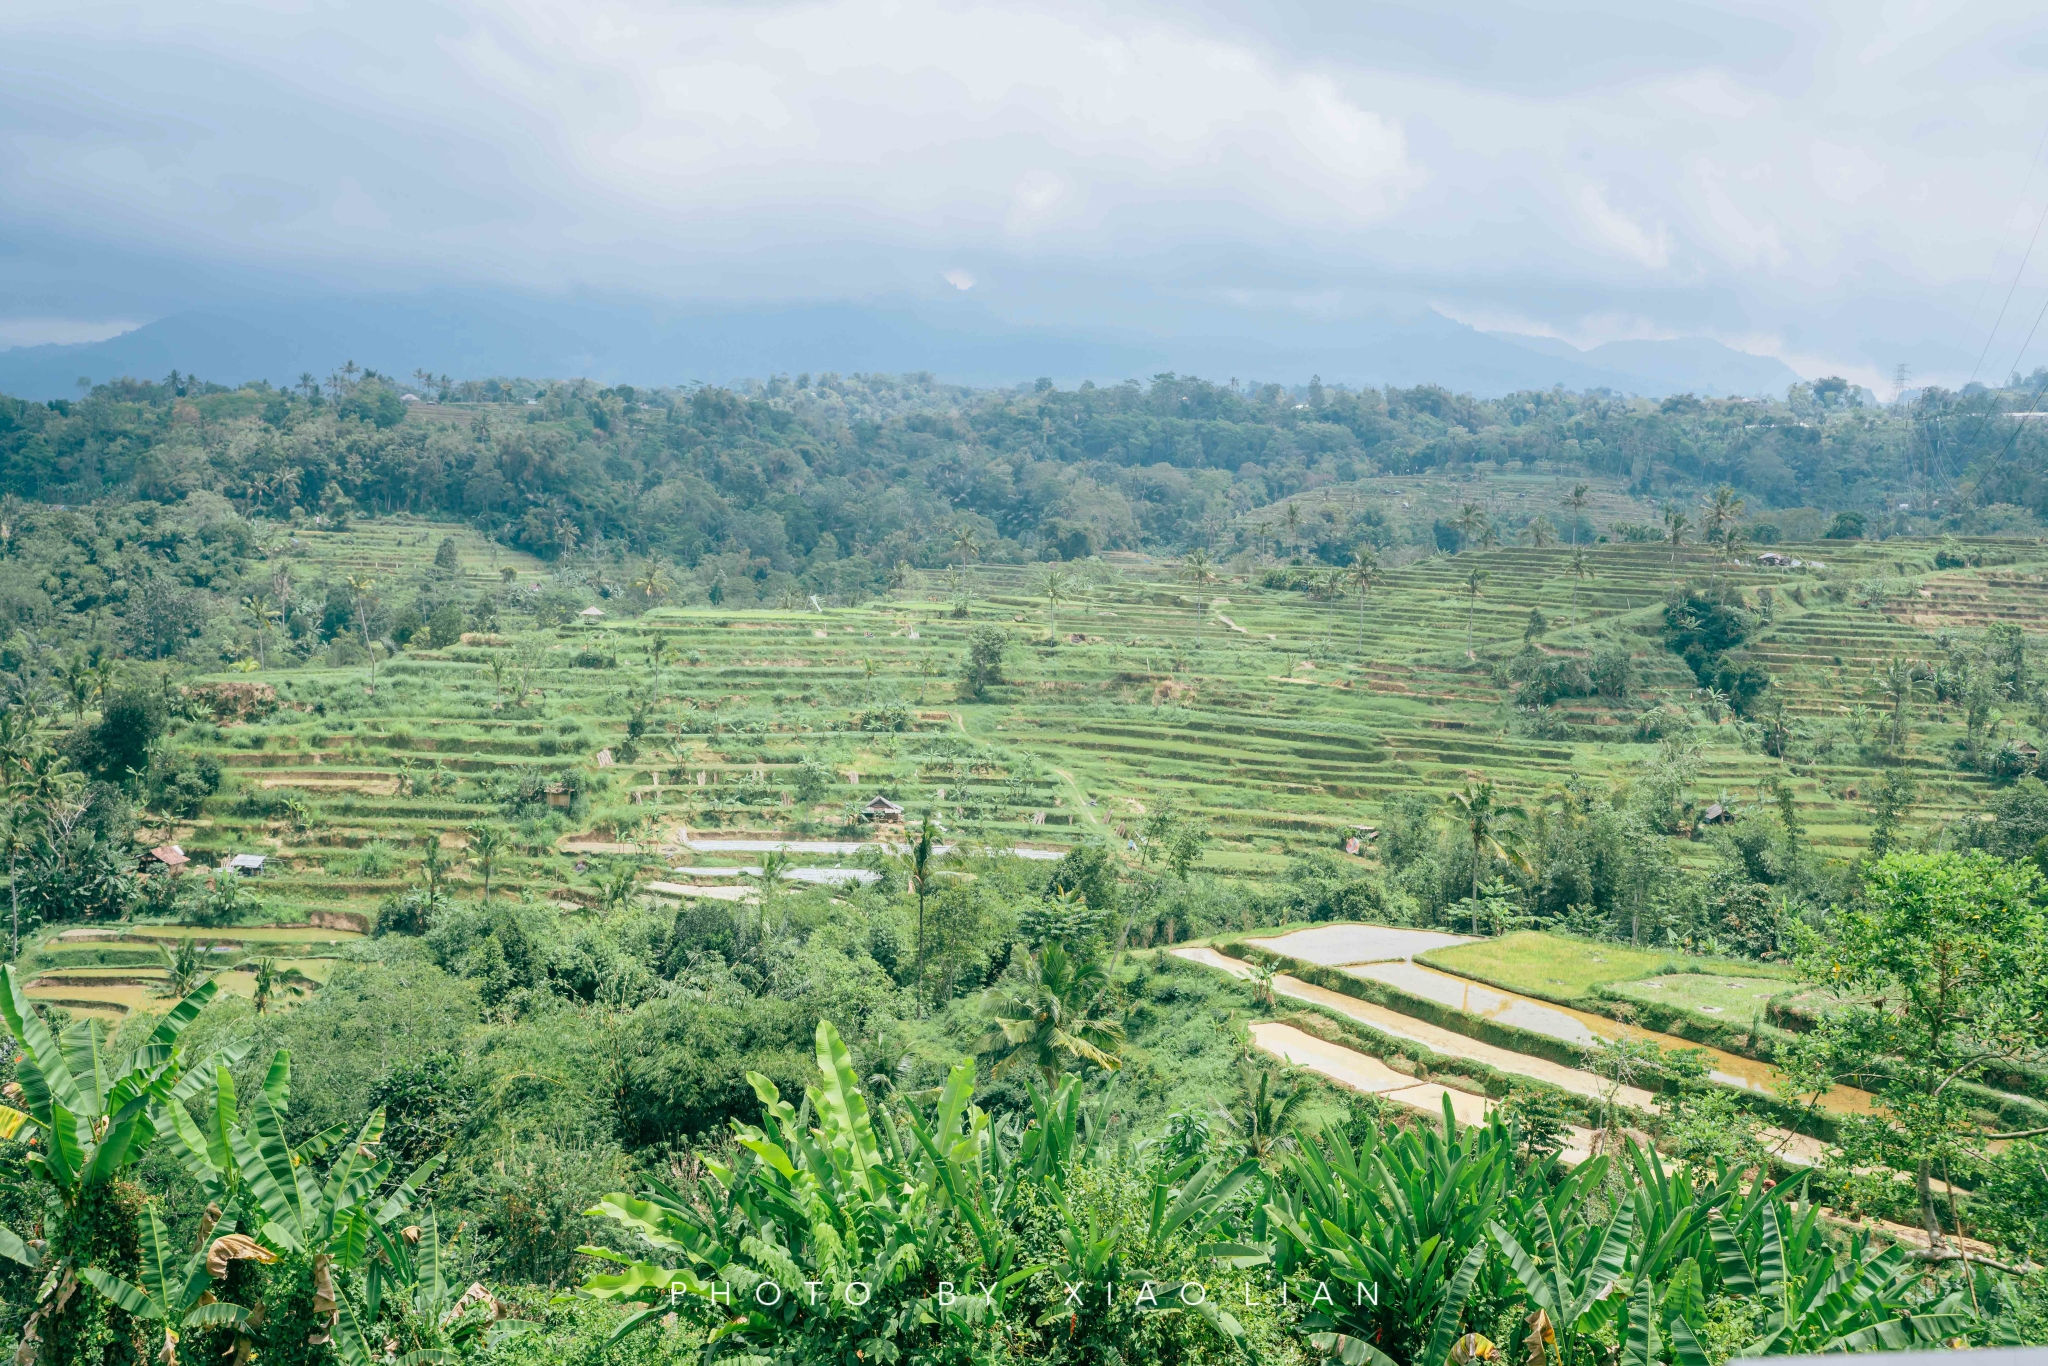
left=3, top=372, right=2048, bottom=1366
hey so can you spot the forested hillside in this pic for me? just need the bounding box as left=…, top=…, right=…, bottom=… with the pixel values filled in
left=2, top=368, right=2045, bottom=607
left=2, top=365, right=2048, bottom=1365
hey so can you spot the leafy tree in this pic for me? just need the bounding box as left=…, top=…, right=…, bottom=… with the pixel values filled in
left=1785, top=851, right=2048, bottom=1251
left=426, top=600, right=465, bottom=648
left=66, top=685, right=166, bottom=784
left=19, top=825, right=137, bottom=926
left=961, top=625, right=1007, bottom=698
left=1047, top=836, right=1120, bottom=918
left=1824, top=510, right=1868, bottom=539
left=793, top=754, right=834, bottom=804
left=1867, top=770, right=1917, bottom=857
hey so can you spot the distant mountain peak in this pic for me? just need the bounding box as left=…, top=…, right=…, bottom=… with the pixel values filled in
left=1484, top=330, right=1802, bottom=397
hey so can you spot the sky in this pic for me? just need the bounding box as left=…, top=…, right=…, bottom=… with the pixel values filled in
left=4, top=0, right=2048, bottom=390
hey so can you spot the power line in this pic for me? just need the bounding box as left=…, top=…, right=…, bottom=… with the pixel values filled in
left=1962, top=120, right=2048, bottom=387
left=1967, top=194, right=2048, bottom=388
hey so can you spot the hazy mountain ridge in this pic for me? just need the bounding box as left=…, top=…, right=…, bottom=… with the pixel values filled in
left=0, top=291, right=1801, bottom=401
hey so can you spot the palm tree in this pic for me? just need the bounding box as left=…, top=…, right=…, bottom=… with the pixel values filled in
left=63, top=654, right=93, bottom=723
left=1564, top=482, right=1591, bottom=549
left=950, top=526, right=982, bottom=613
left=467, top=823, right=507, bottom=902
left=250, top=957, right=310, bottom=1013
left=1661, top=507, right=1689, bottom=577
left=1220, top=1057, right=1312, bottom=1164
left=646, top=637, right=672, bottom=698
left=242, top=591, right=276, bottom=668
left=1038, top=565, right=1075, bottom=643
left=1567, top=547, right=1591, bottom=628
left=1461, top=568, right=1490, bottom=650
left=1720, top=523, right=1750, bottom=575
left=1179, top=551, right=1216, bottom=633
left=977, top=941, right=1125, bottom=1089
left=904, top=809, right=939, bottom=993
left=1875, top=656, right=1928, bottom=756
left=154, top=938, right=212, bottom=997
left=346, top=574, right=378, bottom=690
left=1345, top=548, right=1380, bottom=654
left=1701, top=485, right=1745, bottom=546
left=631, top=560, right=673, bottom=604
left=1444, top=781, right=1526, bottom=933
left=597, top=864, right=638, bottom=917
left=0, top=805, right=32, bottom=959
left=1454, top=502, right=1490, bottom=553
left=1524, top=516, right=1557, bottom=548
left=89, top=657, right=116, bottom=711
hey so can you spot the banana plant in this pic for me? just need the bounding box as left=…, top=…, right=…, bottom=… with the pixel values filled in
left=583, top=1020, right=1039, bottom=1363
left=79, top=1206, right=267, bottom=1366
left=1618, top=1140, right=1743, bottom=1286
left=0, top=968, right=228, bottom=1213
left=333, top=1208, right=527, bottom=1365
left=0, top=969, right=236, bottom=1362
left=161, top=1048, right=440, bottom=1270
left=1256, top=1095, right=1513, bottom=1366
left=1488, top=1186, right=1637, bottom=1363
left=1706, top=1201, right=1976, bottom=1356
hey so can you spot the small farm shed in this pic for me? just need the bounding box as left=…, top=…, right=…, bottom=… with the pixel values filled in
left=227, top=854, right=268, bottom=875
left=144, top=844, right=190, bottom=872
left=859, top=795, right=905, bottom=823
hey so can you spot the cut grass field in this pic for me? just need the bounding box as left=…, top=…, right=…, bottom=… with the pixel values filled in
left=1416, top=930, right=1794, bottom=1003
left=1609, top=972, right=1798, bottom=1017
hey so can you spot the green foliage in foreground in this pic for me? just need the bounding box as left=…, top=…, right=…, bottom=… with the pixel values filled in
left=579, top=1020, right=2025, bottom=1366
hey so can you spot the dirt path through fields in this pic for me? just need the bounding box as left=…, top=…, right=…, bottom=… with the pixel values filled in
left=1174, top=946, right=1661, bottom=1111
left=1248, top=1021, right=1604, bottom=1164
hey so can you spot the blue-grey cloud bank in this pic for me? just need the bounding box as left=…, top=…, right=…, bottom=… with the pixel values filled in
left=3, top=0, right=2045, bottom=396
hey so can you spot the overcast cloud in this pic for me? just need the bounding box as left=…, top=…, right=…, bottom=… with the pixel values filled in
left=4, top=0, right=2047, bottom=388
